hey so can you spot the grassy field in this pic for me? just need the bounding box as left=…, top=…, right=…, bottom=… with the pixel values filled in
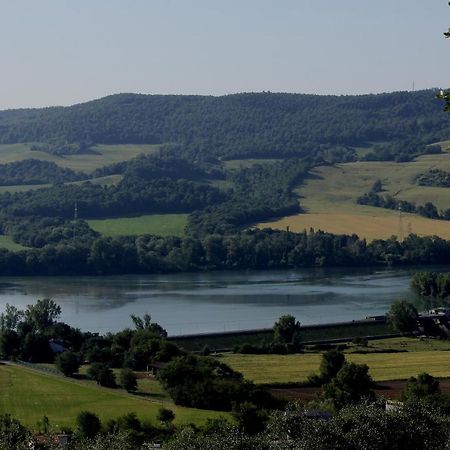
left=0, top=143, right=161, bottom=173
left=0, top=236, right=27, bottom=251
left=259, top=153, right=450, bottom=241
left=222, top=337, right=450, bottom=384
left=88, top=214, right=188, bottom=237
left=0, top=364, right=227, bottom=429
left=72, top=174, right=123, bottom=187
left=0, top=175, right=123, bottom=195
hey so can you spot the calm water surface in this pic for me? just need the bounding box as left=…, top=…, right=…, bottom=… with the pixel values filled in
left=0, top=267, right=429, bottom=335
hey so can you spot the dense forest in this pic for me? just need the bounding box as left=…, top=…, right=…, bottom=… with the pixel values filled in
left=0, top=90, right=448, bottom=161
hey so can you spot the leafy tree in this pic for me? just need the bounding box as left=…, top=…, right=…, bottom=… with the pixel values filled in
left=55, top=351, right=80, bottom=377
left=20, top=333, right=53, bottom=363
left=232, top=401, right=268, bottom=435
left=0, top=304, right=24, bottom=332
left=319, top=349, right=346, bottom=383
left=76, top=411, right=102, bottom=439
left=401, top=372, right=440, bottom=402
left=130, top=314, right=167, bottom=338
left=157, top=407, right=175, bottom=427
left=119, top=368, right=137, bottom=392
left=323, top=362, right=374, bottom=409
left=273, top=314, right=301, bottom=343
left=387, top=300, right=418, bottom=333
left=87, top=362, right=116, bottom=388
left=24, top=298, right=61, bottom=333
left=0, top=330, right=20, bottom=358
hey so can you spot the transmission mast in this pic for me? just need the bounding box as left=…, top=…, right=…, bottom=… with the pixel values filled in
left=398, top=205, right=404, bottom=241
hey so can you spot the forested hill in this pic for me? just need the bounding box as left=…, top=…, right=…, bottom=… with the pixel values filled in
left=0, top=90, right=448, bottom=159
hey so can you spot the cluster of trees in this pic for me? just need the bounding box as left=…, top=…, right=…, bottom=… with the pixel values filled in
left=0, top=299, right=72, bottom=363
left=362, top=140, right=441, bottom=162
left=165, top=402, right=450, bottom=450
left=0, top=409, right=176, bottom=449
left=1, top=402, right=450, bottom=449
left=30, top=140, right=95, bottom=156
left=0, top=230, right=450, bottom=276
left=0, top=90, right=449, bottom=162
left=159, top=355, right=271, bottom=411
left=0, top=160, right=87, bottom=186
left=411, top=271, right=450, bottom=298
left=188, top=159, right=310, bottom=234
left=5, top=216, right=98, bottom=248
left=416, top=168, right=450, bottom=187
left=357, top=188, right=450, bottom=220
left=93, top=152, right=221, bottom=181
left=387, top=300, right=419, bottom=333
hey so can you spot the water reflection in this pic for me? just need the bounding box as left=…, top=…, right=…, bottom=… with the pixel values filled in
left=0, top=266, right=436, bottom=335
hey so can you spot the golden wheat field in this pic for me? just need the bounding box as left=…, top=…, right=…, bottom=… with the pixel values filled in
left=259, top=153, right=450, bottom=241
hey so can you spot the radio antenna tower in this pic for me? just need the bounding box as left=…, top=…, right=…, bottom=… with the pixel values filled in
left=73, top=202, right=78, bottom=240
left=398, top=205, right=404, bottom=241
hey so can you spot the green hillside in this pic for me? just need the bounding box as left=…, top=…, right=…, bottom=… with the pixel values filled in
left=0, top=364, right=227, bottom=429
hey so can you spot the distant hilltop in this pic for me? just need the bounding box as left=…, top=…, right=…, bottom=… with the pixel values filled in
left=0, top=90, right=448, bottom=161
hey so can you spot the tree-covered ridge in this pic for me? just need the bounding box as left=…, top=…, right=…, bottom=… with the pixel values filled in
left=0, top=90, right=449, bottom=160
left=0, top=160, right=87, bottom=185
left=0, top=155, right=227, bottom=220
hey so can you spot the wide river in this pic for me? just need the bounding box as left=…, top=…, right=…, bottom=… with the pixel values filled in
left=0, top=266, right=433, bottom=335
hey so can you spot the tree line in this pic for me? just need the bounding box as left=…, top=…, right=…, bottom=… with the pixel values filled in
left=0, top=230, right=448, bottom=276
left=357, top=181, right=450, bottom=220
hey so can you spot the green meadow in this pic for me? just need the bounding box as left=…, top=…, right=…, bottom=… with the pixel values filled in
left=88, top=214, right=189, bottom=237
left=0, top=364, right=228, bottom=429
left=222, top=337, right=450, bottom=384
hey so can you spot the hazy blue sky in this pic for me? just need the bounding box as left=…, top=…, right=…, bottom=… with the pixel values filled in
left=1, top=0, right=449, bottom=109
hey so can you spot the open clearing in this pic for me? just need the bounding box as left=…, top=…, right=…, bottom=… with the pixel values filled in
left=88, top=214, right=188, bottom=237
left=260, top=153, right=450, bottom=241
left=0, top=235, right=27, bottom=251
left=223, top=351, right=450, bottom=384
left=0, top=364, right=227, bottom=429
left=0, top=143, right=161, bottom=173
